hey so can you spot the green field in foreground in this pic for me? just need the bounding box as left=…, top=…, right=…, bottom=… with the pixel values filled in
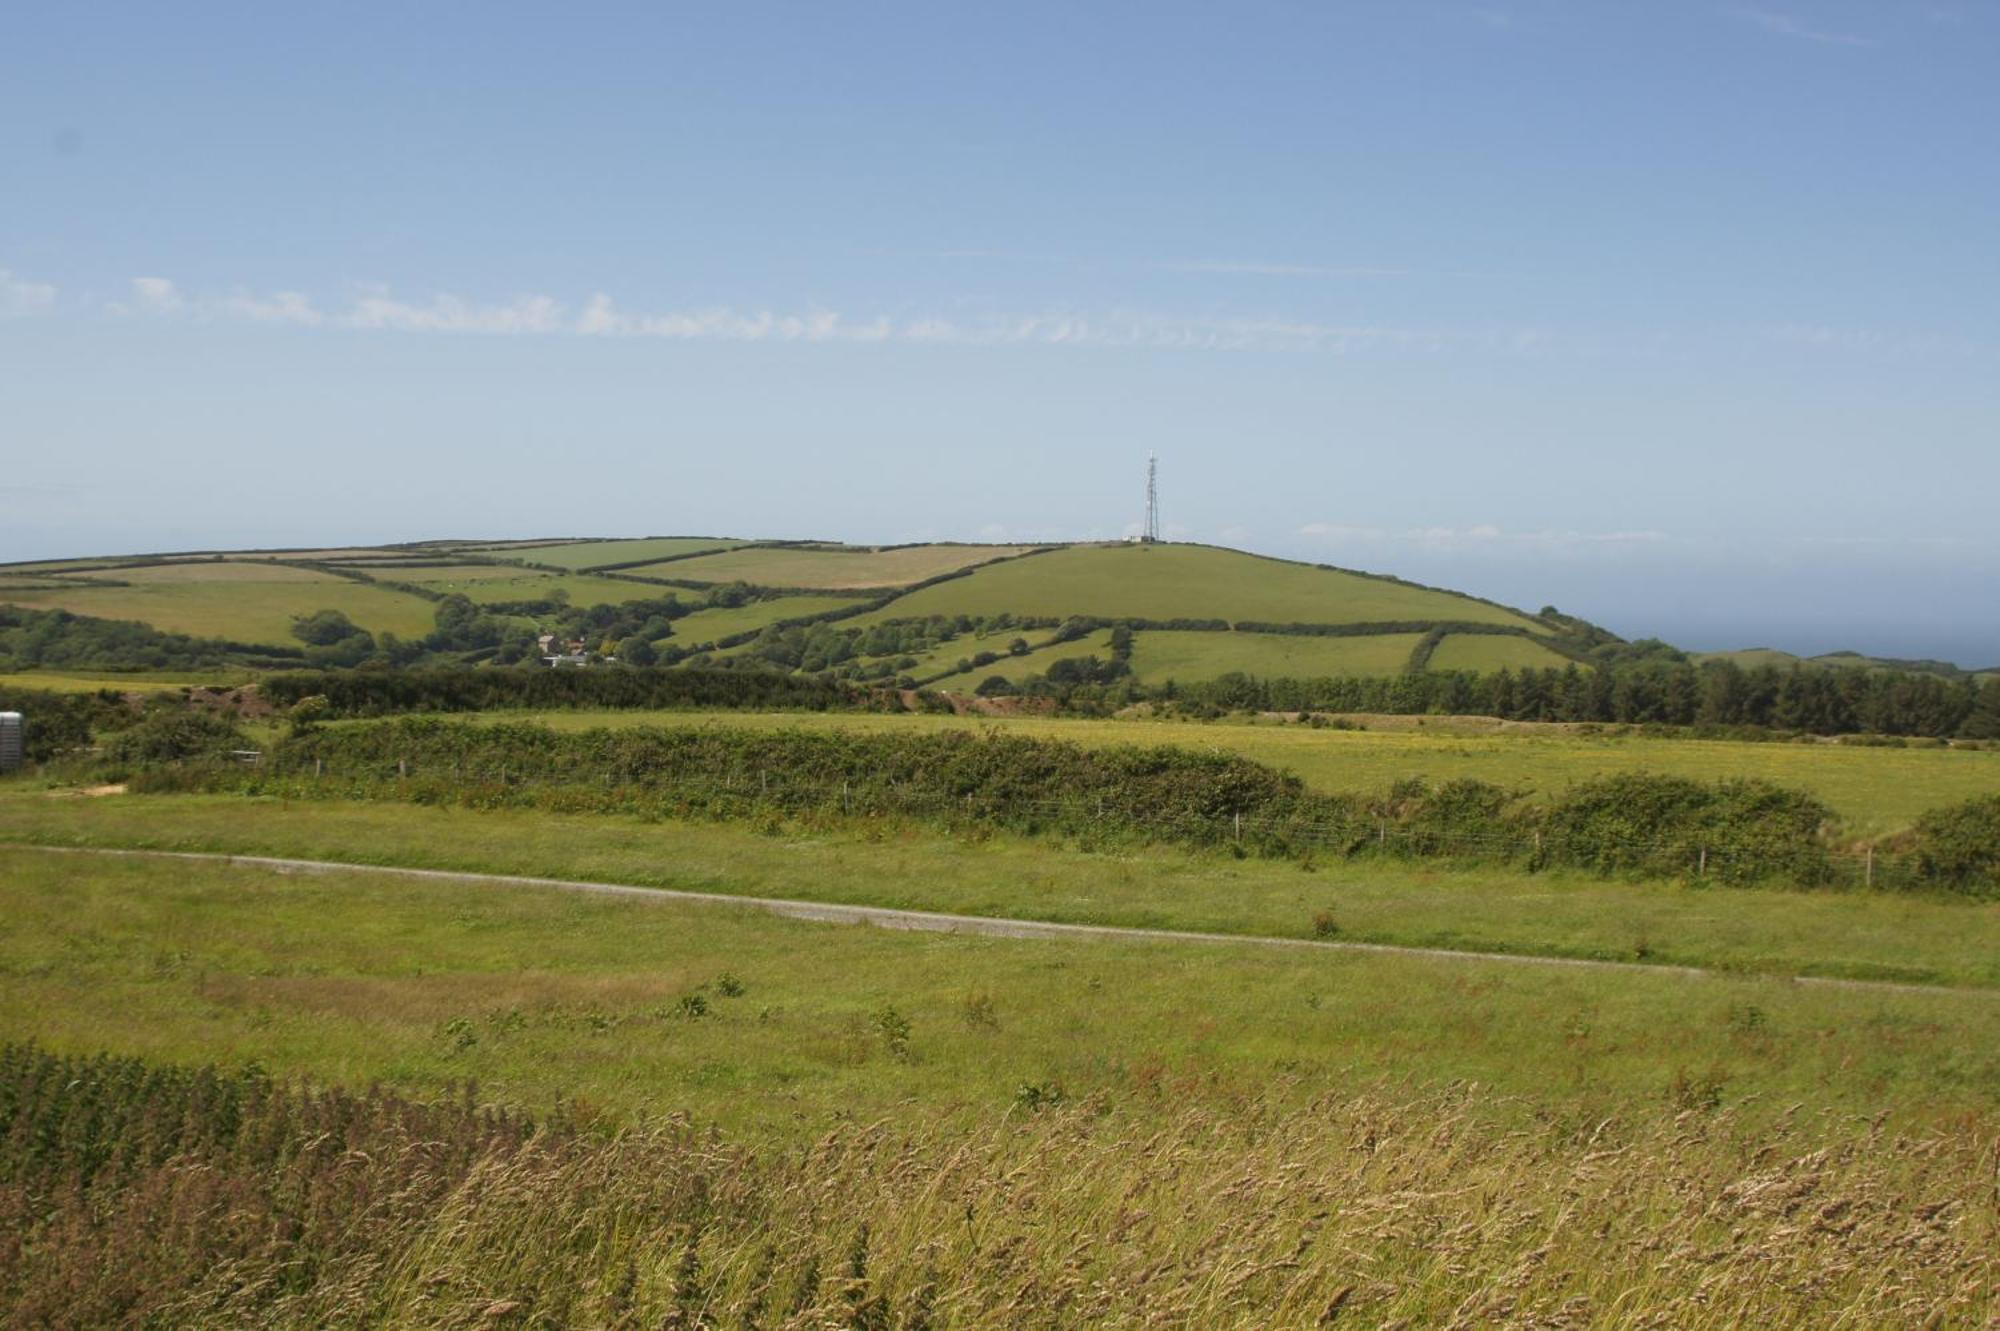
left=387, top=708, right=2000, bottom=837
left=4, top=842, right=1996, bottom=1136
left=854, top=543, right=1552, bottom=631
left=6, top=791, right=1999, bottom=987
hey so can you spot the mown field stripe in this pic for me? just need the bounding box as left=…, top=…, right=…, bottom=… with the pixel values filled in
left=13, top=844, right=1987, bottom=998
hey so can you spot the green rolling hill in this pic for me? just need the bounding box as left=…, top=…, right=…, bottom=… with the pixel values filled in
left=2, top=535, right=1600, bottom=685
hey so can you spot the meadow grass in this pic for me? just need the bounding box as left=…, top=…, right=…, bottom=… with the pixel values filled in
left=851, top=543, right=1551, bottom=630
left=1130, top=628, right=1424, bottom=680
left=9, top=1041, right=1992, bottom=1329
left=1428, top=631, right=1577, bottom=672
left=5, top=791, right=2000, bottom=986
left=0, top=572, right=438, bottom=644
left=384, top=706, right=2000, bottom=837
left=507, top=536, right=742, bottom=569
left=3, top=845, right=1997, bottom=1136
left=637, top=543, right=1037, bottom=589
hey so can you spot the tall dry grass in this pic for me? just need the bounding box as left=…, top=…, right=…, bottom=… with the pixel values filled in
left=1, top=1047, right=1993, bottom=1328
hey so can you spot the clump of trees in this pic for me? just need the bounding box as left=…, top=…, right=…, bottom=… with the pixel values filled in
left=1159, top=659, right=1993, bottom=739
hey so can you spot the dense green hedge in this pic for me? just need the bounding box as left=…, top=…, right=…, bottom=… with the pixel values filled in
left=1537, top=774, right=1833, bottom=886
left=137, top=719, right=1869, bottom=887
left=258, top=667, right=901, bottom=716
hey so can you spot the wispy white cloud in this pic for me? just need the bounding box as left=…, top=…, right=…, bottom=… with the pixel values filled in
left=221, top=289, right=323, bottom=326
left=1729, top=8, right=1874, bottom=47
left=345, top=285, right=565, bottom=334
left=107, top=276, right=185, bottom=317
left=112, top=275, right=1520, bottom=355
left=0, top=268, right=57, bottom=317
left=130, top=276, right=183, bottom=313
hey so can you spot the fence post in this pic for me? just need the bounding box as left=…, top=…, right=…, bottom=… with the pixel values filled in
left=1377, top=820, right=1386, bottom=848
left=1234, top=811, right=1242, bottom=842
left=1865, top=846, right=1874, bottom=888
left=398, top=757, right=407, bottom=780
left=314, top=757, right=322, bottom=778
left=1698, top=846, right=1707, bottom=878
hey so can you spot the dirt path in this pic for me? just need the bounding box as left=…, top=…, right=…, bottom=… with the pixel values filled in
left=8, top=843, right=1985, bottom=998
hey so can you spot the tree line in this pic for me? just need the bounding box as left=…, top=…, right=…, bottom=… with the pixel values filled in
left=1159, top=659, right=2000, bottom=739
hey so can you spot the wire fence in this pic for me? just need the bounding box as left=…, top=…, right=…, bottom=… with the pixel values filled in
left=199, top=749, right=1938, bottom=893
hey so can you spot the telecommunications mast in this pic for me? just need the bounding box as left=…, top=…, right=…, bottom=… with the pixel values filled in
left=1143, top=454, right=1160, bottom=544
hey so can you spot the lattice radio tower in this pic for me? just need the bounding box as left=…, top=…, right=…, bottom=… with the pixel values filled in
left=1143, top=454, right=1160, bottom=544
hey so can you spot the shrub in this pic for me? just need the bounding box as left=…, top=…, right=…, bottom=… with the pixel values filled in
left=1910, top=794, right=2000, bottom=896
left=1539, top=774, right=1832, bottom=885
left=101, top=709, right=249, bottom=768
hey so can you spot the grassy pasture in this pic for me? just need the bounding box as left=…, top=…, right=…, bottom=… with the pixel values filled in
left=3, top=841, right=1997, bottom=1136
left=0, top=569, right=438, bottom=645
left=6, top=789, right=2000, bottom=986
left=855, top=543, right=1551, bottom=630
left=394, top=708, right=2000, bottom=837
left=507, top=537, right=742, bottom=569
left=669, top=596, right=861, bottom=645
left=639, top=543, right=1037, bottom=589
left=1131, top=628, right=1423, bottom=681
left=1428, top=631, right=1578, bottom=672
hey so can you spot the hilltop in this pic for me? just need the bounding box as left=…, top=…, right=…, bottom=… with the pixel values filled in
left=0, top=536, right=1590, bottom=685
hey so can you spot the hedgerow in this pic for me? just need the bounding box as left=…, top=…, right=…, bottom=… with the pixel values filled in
left=134, top=720, right=1859, bottom=886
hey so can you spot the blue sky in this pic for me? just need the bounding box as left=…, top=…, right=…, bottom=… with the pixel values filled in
left=3, top=2, right=1996, bottom=663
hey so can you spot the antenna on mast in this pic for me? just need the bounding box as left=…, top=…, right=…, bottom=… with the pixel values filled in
left=1143, top=454, right=1160, bottom=544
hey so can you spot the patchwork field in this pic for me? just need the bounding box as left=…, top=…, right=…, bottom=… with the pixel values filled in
left=854, top=543, right=1551, bottom=629
left=503, top=536, right=742, bottom=570
left=637, top=543, right=1038, bottom=589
